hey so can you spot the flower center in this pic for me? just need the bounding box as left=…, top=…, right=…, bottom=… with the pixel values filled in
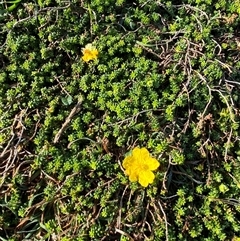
left=140, top=163, right=149, bottom=171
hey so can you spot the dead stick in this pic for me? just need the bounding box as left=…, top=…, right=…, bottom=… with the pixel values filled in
left=53, top=98, right=83, bottom=144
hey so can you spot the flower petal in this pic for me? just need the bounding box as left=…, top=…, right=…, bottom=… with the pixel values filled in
left=82, top=54, right=91, bottom=62
left=85, top=43, right=93, bottom=49
left=140, top=147, right=150, bottom=159
left=138, top=170, right=155, bottom=187
left=132, top=147, right=142, bottom=157
left=122, top=156, right=134, bottom=169
left=91, top=49, right=99, bottom=58
left=128, top=170, right=138, bottom=182
left=147, top=157, right=160, bottom=170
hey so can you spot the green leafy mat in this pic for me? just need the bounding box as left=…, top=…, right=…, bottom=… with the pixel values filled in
left=0, top=0, right=240, bottom=240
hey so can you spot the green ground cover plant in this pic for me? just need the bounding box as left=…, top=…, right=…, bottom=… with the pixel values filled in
left=0, top=0, right=240, bottom=240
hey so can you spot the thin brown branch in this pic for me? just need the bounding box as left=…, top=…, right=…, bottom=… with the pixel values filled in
left=53, top=97, right=83, bottom=144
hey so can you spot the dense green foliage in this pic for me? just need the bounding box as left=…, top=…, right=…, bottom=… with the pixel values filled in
left=1, top=0, right=240, bottom=240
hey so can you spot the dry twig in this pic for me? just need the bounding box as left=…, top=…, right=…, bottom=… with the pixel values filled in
left=53, top=97, right=83, bottom=144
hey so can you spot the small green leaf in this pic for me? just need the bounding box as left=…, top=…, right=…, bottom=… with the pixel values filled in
left=61, top=95, right=73, bottom=106
left=37, top=0, right=43, bottom=7
left=219, top=184, right=229, bottom=193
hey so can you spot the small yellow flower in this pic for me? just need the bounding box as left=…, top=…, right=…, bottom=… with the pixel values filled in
left=122, top=147, right=160, bottom=187
left=82, top=43, right=98, bottom=62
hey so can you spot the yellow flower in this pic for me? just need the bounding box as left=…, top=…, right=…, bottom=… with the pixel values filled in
left=82, top=43, right=98, bottom=62
left=122, top=147, right=160, bottom=187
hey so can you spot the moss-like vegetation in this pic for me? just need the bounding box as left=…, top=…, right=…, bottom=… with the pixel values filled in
left=1, top=0, right=240, bottom=240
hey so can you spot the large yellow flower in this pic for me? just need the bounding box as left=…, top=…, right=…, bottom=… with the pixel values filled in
left=122, top=147, right=160, bottom=187
left=82, top=43, right=98, bottom=62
